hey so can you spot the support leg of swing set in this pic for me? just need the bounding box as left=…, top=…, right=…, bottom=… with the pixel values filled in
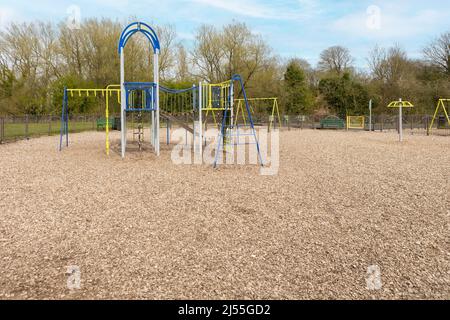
left=106, top=91, right=109, bottom=155
left=428, top=99, right=450, bottom=134
left=234, top=100, right=248, bottom=128
left=269, top=99, right=281, bottom=132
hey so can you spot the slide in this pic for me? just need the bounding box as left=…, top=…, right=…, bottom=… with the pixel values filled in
left=160, top=111, right=194, bottom=134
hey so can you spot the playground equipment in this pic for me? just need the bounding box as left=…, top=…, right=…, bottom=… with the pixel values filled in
left=211, top=75, right=264, bottom=168
left=159, top=84, right=199, bottom=151
left=59, top=85, right=121, bottom=152
left=119, top=22, right=160, bottom=157
left=234, top=98, right=281, bottom=131
left=388, top=99, right=414, bottom=142
left=60, top=21, right=266, bottom=167
left=428, top=99, right=450, bottom=134
left=200, top=81, right=232, bottom=133
left=346, top=116, right=365, bottom=130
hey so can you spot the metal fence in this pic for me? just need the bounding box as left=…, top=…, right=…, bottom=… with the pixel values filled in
left=253, top=114, right=450, bottom=136
left=1, top=113, right=449, bottom=144
left=0, top=114, right=103, bottom=144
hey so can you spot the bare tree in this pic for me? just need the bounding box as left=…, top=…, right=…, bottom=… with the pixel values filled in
left=423, top=31, right=450, bottom=75
left=156, top=24, right=178, bottom=81
left=368, top=44, right=410, bottom=84
left=192, top=21, right=275, bottom=95
left=175, top=44, right=190, bottom=82
left=0, top=22, right=38, bottom=80
left=367, top=45, right=388, bottom=81
left=58, top=23, right=86, bottom=78
left=192, top=24, right=224, bottom=82
left=222, top=22, right=272, bottom=93
left=318, top=46, right=354, bottom=75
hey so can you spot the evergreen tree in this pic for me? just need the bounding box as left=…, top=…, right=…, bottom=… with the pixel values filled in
left=284, top=60, right=314, bottom=115
left=318, top=72, right=369, bottom=118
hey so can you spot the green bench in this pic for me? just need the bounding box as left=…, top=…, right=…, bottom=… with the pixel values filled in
left=96, top=118, right=115, bottom=130
left=320, top=116, right=345, bottom=129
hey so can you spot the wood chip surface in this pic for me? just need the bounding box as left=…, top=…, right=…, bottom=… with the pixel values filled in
left=0, top=129, right=448, bottom=299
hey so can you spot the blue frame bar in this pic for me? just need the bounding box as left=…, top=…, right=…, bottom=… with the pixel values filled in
left=59, top=87, right=69, bottom=151
left=213, top=75, right=264, bottom=168
left=118, top=22, right=160, bottom=54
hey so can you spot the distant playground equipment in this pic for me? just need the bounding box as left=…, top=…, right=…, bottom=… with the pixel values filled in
left=320, top=116, right=345, bottom=129
left=428, top=99, right=450, bottom=134
left=234, top=98, right=282, bottom=131
left=60, top=21, right=266, bottom=167
left=346, top=116, right=365, bottom=130
left=204, top=76, right=264, bottom=167
left=388, top=99, right=414, bottom=142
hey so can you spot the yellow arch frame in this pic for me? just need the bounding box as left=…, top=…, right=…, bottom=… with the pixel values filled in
left=429, top=99, right=450, bottom=133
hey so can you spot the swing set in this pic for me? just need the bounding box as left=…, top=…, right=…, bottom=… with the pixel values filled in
left=428, top=99, right=450, bottom=133
left=234, top=98, right=281, bottom=131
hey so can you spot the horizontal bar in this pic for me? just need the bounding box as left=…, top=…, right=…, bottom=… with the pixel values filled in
left=125, top=108, right=156, bottom=112
left=235, top=98, right=278, bottom=101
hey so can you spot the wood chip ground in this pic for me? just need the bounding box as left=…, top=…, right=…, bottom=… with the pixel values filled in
left=0, top=129, right=448, bottom=299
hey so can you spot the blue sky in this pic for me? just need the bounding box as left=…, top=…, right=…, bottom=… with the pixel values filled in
left=0, top=0, right=449, bottom=69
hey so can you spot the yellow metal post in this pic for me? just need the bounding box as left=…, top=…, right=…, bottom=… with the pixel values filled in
left=429, top=99, right=450, bottom=133
left=106, top=91, right=109, bottom=156
left=66, top=85, right=121, bottom=156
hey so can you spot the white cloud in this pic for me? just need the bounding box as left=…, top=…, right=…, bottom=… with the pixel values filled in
left=190, top=0, right=320, bottom=20
left=298, top=0, right=322, bottom=15
left=332, top=7, right=449, bottom=40
left=92, top=0, right=130, bottom=11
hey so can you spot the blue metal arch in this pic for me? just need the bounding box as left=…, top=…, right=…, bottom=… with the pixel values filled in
left=118, top=22, right=160, bottom=54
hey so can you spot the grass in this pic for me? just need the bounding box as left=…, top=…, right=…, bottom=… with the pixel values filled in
left=3, top=121, right=97, bottom=140
left=1, top=118, right=166, bottom=142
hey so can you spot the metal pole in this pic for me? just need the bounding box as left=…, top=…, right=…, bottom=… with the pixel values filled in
left=199, top=82, right=203, bottom=159
left=59, top=88, right=67, bottom=151
left=166, top=119, right=170, bottom=145
left=399, top=98, right=403, bottom=142
left=106, top=91, right=110, bottom=155
left=25, top=115, right=29, bottom=139
left=0, top=117, right=4, bottom=144
left=185, top=113, right=188, bottom=146
left=132, top=112, right=135, bottom=141
left=120, top=47, right=126, bottom=158
left=154, top=51, right=160, bottom=156
left=151, top=110, right=155, bottom=147
left=369, top=99, right=372, bottom=131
